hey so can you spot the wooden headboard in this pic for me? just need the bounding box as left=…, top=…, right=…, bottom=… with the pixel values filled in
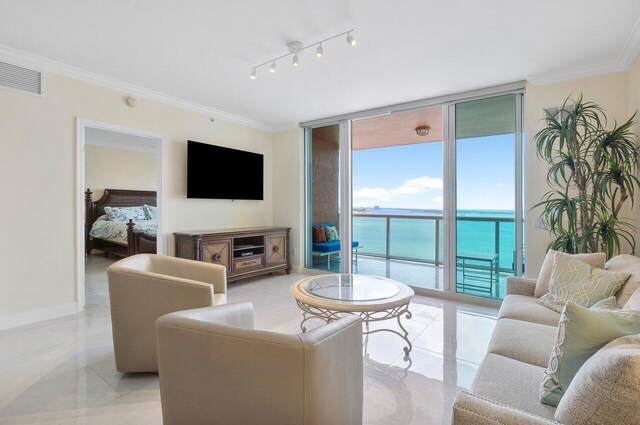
left=85, top=188, right=157, bottom=229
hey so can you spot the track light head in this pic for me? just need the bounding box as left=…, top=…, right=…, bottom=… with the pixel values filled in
left=269, top=62, right=276, bottom=73
left=293, top=53, right=299, bottom=67
left=316, top=44, right=323, bottom=58
left=250, top=69, right=256, bottom=80
left=346, top=33, right=357, bottom=47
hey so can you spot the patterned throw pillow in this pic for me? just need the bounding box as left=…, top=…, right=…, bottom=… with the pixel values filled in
left=324, top=225, right=340, bottom=241
left=537, top=252, right=630, bottom=312
left=535, top=250, right=606, bottom=298
left=540, top=302, right=640, bottom=406
left=103, top=206, right=147, bottom=222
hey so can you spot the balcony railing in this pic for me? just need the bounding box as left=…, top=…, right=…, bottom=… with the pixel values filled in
left=352, top=213, right=515, bottom=273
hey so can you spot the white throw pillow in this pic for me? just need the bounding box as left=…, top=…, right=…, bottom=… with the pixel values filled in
left=535, top=250, right=606, bottom=298
left=537, top=252, right=630, bottom=313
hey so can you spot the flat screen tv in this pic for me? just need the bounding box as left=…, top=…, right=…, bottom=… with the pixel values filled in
left=187, top=140, right=264, bottom=200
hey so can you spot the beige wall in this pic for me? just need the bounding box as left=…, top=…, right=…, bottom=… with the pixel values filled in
left=0, top=73, right=273, bottom=323
left=85, top=145, right=157, bottom=200
left=524, top=69, right=639, bottom=278
left=273, top=128, right=304, bottom=270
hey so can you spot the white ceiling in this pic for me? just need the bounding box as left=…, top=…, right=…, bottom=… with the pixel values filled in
left=1, top=0, right=640, bottom=131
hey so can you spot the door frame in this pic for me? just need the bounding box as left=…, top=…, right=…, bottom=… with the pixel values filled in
left=75, top=118, right=165, bottom=312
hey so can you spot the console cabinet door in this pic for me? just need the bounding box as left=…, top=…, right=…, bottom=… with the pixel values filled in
left=201, top=240, right=231, bottom=271
left=266, top=234, right=286, bottom=266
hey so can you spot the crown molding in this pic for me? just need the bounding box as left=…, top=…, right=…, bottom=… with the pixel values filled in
left=0, top=44, right=274, bottom=132
left=528, top=15, right=640, bottom=85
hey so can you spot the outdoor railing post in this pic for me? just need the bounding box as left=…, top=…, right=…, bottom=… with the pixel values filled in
left=385, top=216, right=391, bottom=259
left=435, top=218, right=440, bottom=267
left=494, top=220, right=500, bottom=260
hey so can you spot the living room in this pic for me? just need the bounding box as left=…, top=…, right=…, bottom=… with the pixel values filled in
left=2, top=1, right=640, bottom=424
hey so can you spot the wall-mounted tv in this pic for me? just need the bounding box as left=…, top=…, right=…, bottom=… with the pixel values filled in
left=187, top=140, right=264, bottom=200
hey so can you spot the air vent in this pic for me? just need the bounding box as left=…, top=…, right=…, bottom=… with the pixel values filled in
left=0, top=61, right=43, bottom=95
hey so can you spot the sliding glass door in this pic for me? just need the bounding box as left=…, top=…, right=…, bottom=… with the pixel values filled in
left=452, top=94, right=523, bottom=300
left=303, top=89, right=523, bottom=301
left=304, top=122, right=352, bottom=273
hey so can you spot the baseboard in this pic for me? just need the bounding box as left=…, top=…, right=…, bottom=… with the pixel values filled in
left=0, top=302, right=78, bottom=331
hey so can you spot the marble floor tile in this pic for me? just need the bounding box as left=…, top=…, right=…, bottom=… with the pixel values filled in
left=0, top=256, right=499, bottom=425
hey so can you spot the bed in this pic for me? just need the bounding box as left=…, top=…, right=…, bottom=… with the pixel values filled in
left=85, top=188, right=157, bottom=257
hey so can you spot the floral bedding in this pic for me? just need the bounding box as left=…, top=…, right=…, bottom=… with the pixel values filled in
left=90, top=215, right=157, bottom=243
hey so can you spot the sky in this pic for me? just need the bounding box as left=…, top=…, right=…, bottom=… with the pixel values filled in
left=352, top=134, right=516, bottom=211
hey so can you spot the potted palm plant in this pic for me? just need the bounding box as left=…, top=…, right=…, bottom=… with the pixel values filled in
left=533, top=94, right=640, bottom=258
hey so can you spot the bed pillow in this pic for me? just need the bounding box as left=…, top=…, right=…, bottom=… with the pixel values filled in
left=312, top=226, right=326, bottom=243
left=143, top=204, right=157, bottom=220
left=539, top=302, right=640, bottom=407
left=324, top=225, right=339, bottom=241
left=555, top=334, right=640, bottom=425
left=103, top=206, right=146, bottom=222
left=535, top=250, right=606, bottom=297
left=537, top=252, right=630, bottom=312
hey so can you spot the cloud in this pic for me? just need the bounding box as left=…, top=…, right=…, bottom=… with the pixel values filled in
left=392, top=176, right=443, bottom=195
left=353, top=187, right=393, bottom=202
left=433, top=196, right=443, bottom=204
left=496, top=182, right=505, bottom=188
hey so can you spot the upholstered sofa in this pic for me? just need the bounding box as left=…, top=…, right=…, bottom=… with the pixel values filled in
left=451, top=254, right=640, bottom=425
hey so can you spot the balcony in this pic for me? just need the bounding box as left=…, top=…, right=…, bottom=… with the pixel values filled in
left=351, top=213, right=515, bottom=299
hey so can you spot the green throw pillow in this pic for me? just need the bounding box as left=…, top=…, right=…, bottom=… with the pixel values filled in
left=537, top=252, right=630, bottom=312
left=540, top=302, right=640, bottom=407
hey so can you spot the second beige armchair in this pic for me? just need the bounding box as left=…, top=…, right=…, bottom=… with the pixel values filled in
left=107, top=254, right=227, bottom=373
left=156, top=302, right=364, bottom=425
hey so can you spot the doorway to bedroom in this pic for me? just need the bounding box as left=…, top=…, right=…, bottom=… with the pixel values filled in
left=77, top=119, right=164, bottom=311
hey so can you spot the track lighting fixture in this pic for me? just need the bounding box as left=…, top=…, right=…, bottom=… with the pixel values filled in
left=346, top=33, right=357, bottom=47
left=249, top=29, right=355, bottom=80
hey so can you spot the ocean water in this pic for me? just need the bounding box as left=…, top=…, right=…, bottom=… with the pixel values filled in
left=352, top=208, right=516, bottom=270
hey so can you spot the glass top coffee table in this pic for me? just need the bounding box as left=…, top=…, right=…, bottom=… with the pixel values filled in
left=291, top=274, right=415, bottom=357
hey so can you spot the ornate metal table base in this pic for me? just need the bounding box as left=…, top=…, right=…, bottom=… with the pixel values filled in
left=295, top=299, right=413, bottom=358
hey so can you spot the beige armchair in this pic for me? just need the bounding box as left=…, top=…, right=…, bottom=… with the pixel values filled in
left=156, top=302, right=364, bottom=425
left=107, top=254, right=226, bottom=373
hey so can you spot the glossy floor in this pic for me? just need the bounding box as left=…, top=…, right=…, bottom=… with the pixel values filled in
left=0, top=255, right=498, bottom=425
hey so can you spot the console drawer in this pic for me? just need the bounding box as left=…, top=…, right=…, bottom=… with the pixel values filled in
left=234, top=256, right=264, bottom=273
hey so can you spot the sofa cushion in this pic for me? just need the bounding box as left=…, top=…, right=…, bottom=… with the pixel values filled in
left=555, top=334, right=640, bottom=425
left=498, top=295, right=561, bottom=327
left=487, top=319, right=557, bottom=367
left=535, top=250, right=606, bottom=298
left=537, top=252, right=630, bottom=313
left=540, top=302, right=640, bottom=407
left=471, top=353, right=557, bottom=421
left=624, top=288, right=640, bottom=310
left=606, top=254, right=640, bottom=306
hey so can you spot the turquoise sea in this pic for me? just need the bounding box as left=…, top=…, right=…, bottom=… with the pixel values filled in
left=352, top=208, right=516, bottom=270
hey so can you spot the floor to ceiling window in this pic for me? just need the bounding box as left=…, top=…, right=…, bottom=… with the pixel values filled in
left=452, top=94, right=523, bottom=300
left=303, top=86, right=523, bottom=301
